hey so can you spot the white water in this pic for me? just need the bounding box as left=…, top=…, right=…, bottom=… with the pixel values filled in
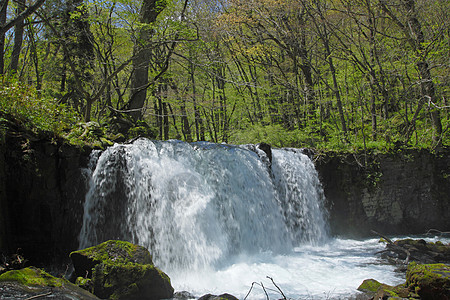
left=79, top=139, right=419, bottom=299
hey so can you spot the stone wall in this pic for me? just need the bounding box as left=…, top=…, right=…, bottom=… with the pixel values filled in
left=0, top=125, right=90, bottom=266
left=315, top=149, right=450, bottom=237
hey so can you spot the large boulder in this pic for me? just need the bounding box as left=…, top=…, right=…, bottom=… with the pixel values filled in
left=70, top=240, right=173, bottom=300
left=0, top=266, right=99, bottom=299
left=358, top=263, right=450, bottom=300
left=406, top=262, right=450, bottom=300
left=357, top=279, right=411, bottom=299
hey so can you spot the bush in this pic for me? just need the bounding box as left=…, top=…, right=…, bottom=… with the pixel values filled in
left=0, top=77, right=80, bottom=137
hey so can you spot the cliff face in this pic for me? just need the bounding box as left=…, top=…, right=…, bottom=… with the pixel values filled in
left=1, top=124, right=449, bottom=265
left=315, top=150, right=450, bottom=237
left=0, top=124, right=90, bottom=265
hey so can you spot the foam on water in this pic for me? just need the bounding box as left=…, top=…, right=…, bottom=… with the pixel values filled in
left=169, top=238, right=407, bottom=299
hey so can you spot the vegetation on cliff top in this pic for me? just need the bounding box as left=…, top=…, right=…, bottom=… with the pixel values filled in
left=0, top=0, right=448, bottom=152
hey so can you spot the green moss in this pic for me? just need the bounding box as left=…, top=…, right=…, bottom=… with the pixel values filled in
left=70, top=240, right=152, bottom=266
left=76, top=276, right=91, bottom=286
left=406, top=262, right=450, bottom=298
left=358, top=279, right=383, bottom=293
left=91, top=261, right=172, bottom=299
left=358, top=279, right=412, bottom=298
left=0, top=267, right=66, bottom=287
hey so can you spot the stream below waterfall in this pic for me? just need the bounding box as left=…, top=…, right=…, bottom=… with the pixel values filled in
left=78, top=139, right=446, bottom=299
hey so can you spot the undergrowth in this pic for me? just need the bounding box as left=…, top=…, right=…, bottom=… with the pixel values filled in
left=0, top=77, right=79, bottom=138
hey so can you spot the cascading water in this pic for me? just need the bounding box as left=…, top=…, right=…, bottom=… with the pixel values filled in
left=80, top=139, right=328, bottom=264
left=79, top=139, right=407, bottom=299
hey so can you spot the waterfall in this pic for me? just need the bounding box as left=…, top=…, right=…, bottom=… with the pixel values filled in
left=79, top=139, right=328, bottom=272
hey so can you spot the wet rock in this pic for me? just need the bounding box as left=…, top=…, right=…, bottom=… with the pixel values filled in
left=357, top=279, right=411, bottom=299
left=172, top=291, right=197, bottom=299
left=70, top=240, right=153, bottom=278
left=0, top=266, right=99, bottom=299
left=70, top=240, right=173, bottom=300
left=256, top=142, right=272, bottom=165
left=359, top=263, right=450, bottom=300
left=406, top=262, right=450, bottom=300
left=198, top=293, right=239, bottom=300
left=379, top=238, right=450, bottom=265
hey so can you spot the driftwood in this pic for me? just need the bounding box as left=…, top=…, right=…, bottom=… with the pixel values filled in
left=372, top=230, right=411, bottom=265
left=24, top=292, right=52, bottom=300
left=372, top=230, right=450, bottom=266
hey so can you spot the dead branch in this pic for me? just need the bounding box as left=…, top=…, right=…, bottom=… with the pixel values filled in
left=267, top=276, right=287, bottom=300
left=24, top=292, right=52, bottom=300
left=372, top=230, right=411, bottom=264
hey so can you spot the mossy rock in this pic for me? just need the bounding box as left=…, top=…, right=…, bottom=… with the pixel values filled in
left=357, top=278, right=383, bottom=294
left=0, top=267, right=99, bottom=299
left=406, top=262, right=450, bottom=300
left=70, top=240, right=153, bottom=278
left=357, top=279, right=411, bottom=299
left=92, top=261, right=173, bottom=300
left=70, top=240, right=173, bottom=300
left=0, top=267, right=64, bottom=287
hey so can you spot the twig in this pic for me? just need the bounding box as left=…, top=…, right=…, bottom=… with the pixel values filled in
left=24, top=292, right=52, bottom=300
left=426, top=229, right=450, bottom=236
left=244, top=282, right=257, bottom=300
left=267, top=276, right=287, bottom=300
left=261, top=281, right=269, bottom=300
left=371, top=230, right=394, bottom=244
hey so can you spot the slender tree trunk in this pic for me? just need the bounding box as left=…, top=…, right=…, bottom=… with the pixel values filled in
left=27, top=20, right=41, bottom=91
left=0, top=0, right=8, bottom=74
left=10, top=0, right=25, bottom=73
left=189, top=59, right=202, bottom=141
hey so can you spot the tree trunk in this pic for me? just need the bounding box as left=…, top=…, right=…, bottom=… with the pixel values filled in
left=0, top=0, right=8, bottom=74
left=10, top=0, right=25, bottom=73
left=403, top=0, right=442, bottom=144
left=380, top=0, right=442, bottom=144
left=27, top=21, right=41, bottom=91
left=128, top=0, right=167, bottom=122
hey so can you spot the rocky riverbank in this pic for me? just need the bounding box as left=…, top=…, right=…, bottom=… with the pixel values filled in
left=357, top=237, right=450, bottom=300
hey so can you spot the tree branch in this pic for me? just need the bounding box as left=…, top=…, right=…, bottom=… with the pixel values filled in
left=0, top=0, right=45, bottom=36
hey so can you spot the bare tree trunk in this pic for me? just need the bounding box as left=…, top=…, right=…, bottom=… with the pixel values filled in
left=27, top=20, right=41, bottom=91
left=10, top=0, right=25, bottom=73
left=0, top=0, right=8, bottom=74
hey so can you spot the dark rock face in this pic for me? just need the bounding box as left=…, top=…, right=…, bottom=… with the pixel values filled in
left=315, top=149, right=450, bottom=237
left=0, top=127, right=91, bottom=266
left=256, top=142, right=272, bottom=165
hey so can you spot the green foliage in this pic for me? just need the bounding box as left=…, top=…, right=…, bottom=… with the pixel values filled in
left=0, top=77, right=80, bottom=137
left=65, top=121, right=114, bottom=149
left=127, top=120, right=158, bottom=140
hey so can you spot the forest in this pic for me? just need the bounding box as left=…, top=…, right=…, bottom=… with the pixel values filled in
left=0, top=0, right=449, bottom=151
